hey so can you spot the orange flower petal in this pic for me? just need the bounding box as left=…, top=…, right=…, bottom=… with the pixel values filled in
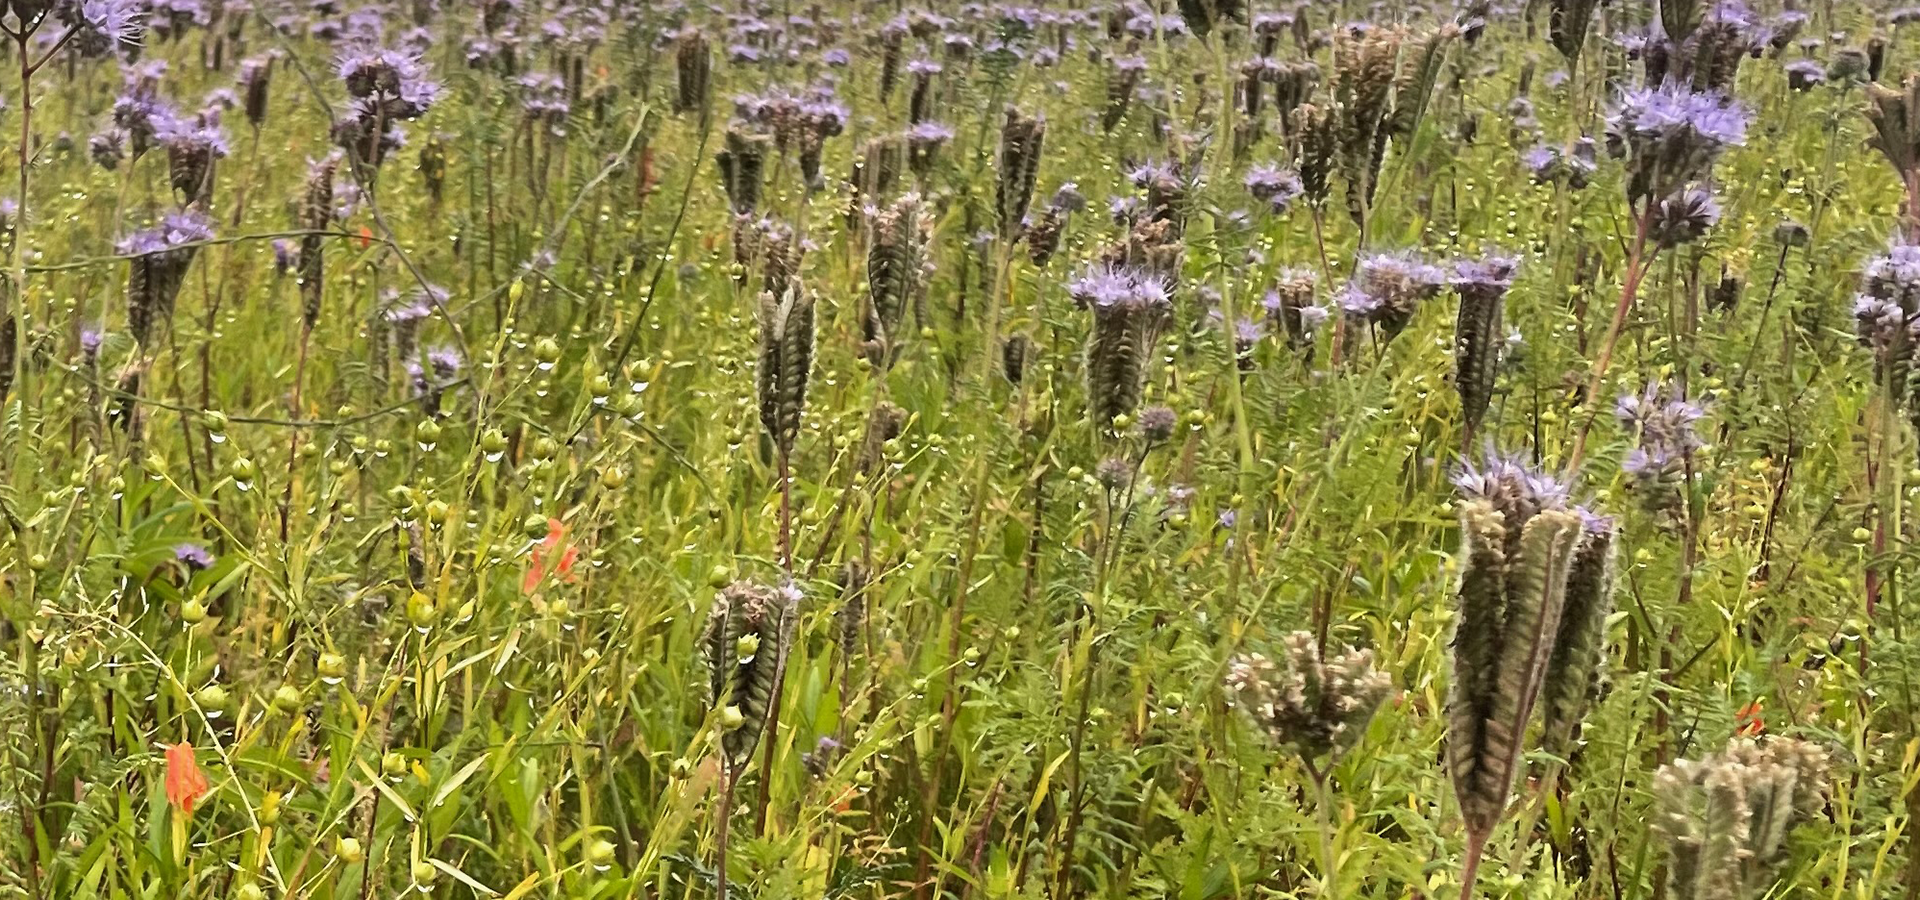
left=164, top=743, right=210, bottom=815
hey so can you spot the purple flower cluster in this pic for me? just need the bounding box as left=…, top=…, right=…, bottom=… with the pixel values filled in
left=1452, top=448, right=1574, bottom=525
left=1244, top=163, right=1303, bottom=214
left=1615, top=383, right=1706, bottom=513
left=62, top=0, right=147, bottom=59
left=1068, top=262, right=1171, bottom=312
left=1450, top=255, right=1519, bottom=300
left=516, top=72, right=571, bottom=129
left=1852, top=244, right=1920, bottom=374
left=1604, top=82, right=1747, bottom=200
left=116, top=209, right=214, bottom=257
left=338, top=48, right=442, bottom=117
left=334, top=46, right=441, bottom=167
left=1783, top=58, right=1825, bottom=91
left=1338, top=250, right=1446, bottom=338
left=1522, top=137, right=1596, bottom=189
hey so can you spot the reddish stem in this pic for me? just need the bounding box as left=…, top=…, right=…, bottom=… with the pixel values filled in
left=1566, top=208, right=1654, bottom=472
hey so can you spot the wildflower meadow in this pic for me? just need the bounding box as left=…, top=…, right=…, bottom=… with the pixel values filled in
left=3, top=0, right=1920, bottom=898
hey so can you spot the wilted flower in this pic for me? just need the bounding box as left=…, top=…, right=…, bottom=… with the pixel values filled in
left=163, top=742, right=210, bottom=815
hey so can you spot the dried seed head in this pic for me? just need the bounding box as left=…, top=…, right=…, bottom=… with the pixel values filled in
left=1290, top=103, right=1336, bottom=209
left=756, top=281, right=816, bottom=459
left=1264, top=267, right=1319, bottom=350
left=858, top=401, right=907, bottom=473
left=1002, top=333, right=1034, bottom=385
left=417, top=134, right=446, bottom=203
left=865, top=194, right=930, bottom=368
left=1104, top=55, right=1144, bottom=133
left=1450, top=255, right=1519, bottom=431
left=716, top=127, right=770, bottom=215
left=674, top=30, right=712, bottom=117
left=835, top=562, right=868, bottom=658
left=1653, top=736, right=1830, bottom=900
left=997, top=108, right=1046, bottom=239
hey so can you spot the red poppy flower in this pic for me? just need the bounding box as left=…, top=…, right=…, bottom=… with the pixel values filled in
left=523, top=518, right=581, bottom=593
left=164, top=743, right=210, bottom=815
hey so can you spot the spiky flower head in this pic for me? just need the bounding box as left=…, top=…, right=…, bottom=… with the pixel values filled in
left=1447, top=446, right=1604, bottom=840
left=997, top=108, right=1046, bottom=239
left=863, top=194, right=930, bottom=368
left=1227, top=631, right=1393, bottom=765
left=756, top=279, right=816, bottom=460
left=1264, top=267, right=1318, bottom=351
left=1451, top=254, right=1519, bottom=434
left=1650, top=187, right=1722, bottom=246
left=1653, top=736, right=1831, bottom=900
left=120, top=209, right=214, bottom=347
left=1075, top=262, right=1172, bottom=428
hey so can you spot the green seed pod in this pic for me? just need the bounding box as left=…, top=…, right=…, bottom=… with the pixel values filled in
left=272, top=684, right=304, bottom=714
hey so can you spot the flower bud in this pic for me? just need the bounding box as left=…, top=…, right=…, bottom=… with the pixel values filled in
left=272, top=684, right=304, bottom=714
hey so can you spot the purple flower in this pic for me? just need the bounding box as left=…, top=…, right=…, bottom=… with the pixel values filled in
left=1605, top=82, right=1747, bottom=199
left=1784, top=58, right=1825, bottom=91
left=1068, top=262, right=1170, bottom=311
left=1649, top=188, right=1722, bottom=246
left=1339, top=250, right=1446, bottom=336
left=1615, top=383, right=1706, bottom=511
left=1450, top=254, right=1519, bottom=299
left=117, top=209, right=214, bottom=257
left=425, top=345, right=462, bottom=379
left=64, top=0, right=147, bottom=58
left=1522, top=144, right=1560, bottom=182
left=271, top=239, right=298, bottom=273
left=90, top=128, right=127, bottom=169
left=1244, top=163, right=1303, bottom=213
left=1452, top=448, right=1573, bottom=524
left=174, top=542, right=215, bottom=570
left=337, top=47, right=441, bottom=119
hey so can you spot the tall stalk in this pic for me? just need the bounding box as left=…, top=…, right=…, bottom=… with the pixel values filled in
left=1566, top=207, right=1655, bottom=470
